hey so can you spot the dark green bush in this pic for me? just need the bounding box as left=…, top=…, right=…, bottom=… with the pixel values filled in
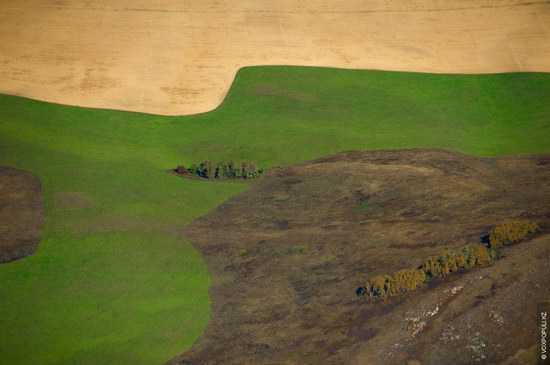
left=188, top=164, right=198, bottom=176
left=214, top=162, right=225, bottom=178
left=224, top=161, right=240, bottom=178
left=199, top=160, right=213, bottom=178
left=178, top=160, right=263, bottom=180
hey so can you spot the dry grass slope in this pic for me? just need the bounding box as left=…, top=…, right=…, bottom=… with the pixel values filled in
left=171, top=149, right=550, bottom=365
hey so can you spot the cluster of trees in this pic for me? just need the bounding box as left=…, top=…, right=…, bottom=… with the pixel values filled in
left=358, top=268, right=425, bottom=298
left=488, top=220, right=539, bottom=248
left=175, top=161, right=264, bottom=180
left=358, top=243, right=492, bottom=299
left=358, top=221, right=539, bottom=299
left=421, top=244, right=492, bottom=280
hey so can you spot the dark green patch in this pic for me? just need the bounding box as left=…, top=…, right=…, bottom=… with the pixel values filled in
left=352, top=201, right=382, bottom=216
left=290, top=245, right=309, bottom=254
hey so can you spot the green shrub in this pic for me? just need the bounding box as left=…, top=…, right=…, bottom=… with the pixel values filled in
left=291, top=245, right=309, bottom=254
left=489, top=220, right=539, bottom=248
left=272, top=194, right=289, bottom=202
left=241, top=161, right=259, bottom=179
left=214, top=162, right=225, bottom=178
left=352, top=201, right=381, bottom=215
left=188, top=163, right=198, bottom=176
left=180, top=160, right=263, bottom=179
left=236, top=247, right=248, bottom=256
left=224, top=161, right=239, bottom=178
left=199, top=160, right=213, bottom=178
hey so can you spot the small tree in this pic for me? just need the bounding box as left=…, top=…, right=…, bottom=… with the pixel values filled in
left=181, top=160, right=262, bottom=179
left=214, top=162, right=225, bottom=179
left=471, top=244, right=491, bottom=266
left=199, top=160, right=213, bottom=178
left=224, top=161, right=237, bottom=178
left=188, top=164, right=198, bottom=176
left=241, top=161, right=259, bottom=179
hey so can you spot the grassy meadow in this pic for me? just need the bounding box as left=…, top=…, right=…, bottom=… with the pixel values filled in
left=0, top=67, right=548, bottom=364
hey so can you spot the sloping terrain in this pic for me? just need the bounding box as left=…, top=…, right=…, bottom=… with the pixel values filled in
left=171, top=149, right=550, bottom=364
left=0, top=69, right=548, bottom=364
left=0, top=166, right=44, bottom=263
left=1, top=0, right=549, bottom=115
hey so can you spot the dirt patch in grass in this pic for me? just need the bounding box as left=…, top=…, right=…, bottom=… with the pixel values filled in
left=170, top=149, right=549, bottom=365
left=0, top=166, right=44, bottom=264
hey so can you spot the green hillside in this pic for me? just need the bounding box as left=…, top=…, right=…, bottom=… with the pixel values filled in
left=0, top=67, right=548, bottom=364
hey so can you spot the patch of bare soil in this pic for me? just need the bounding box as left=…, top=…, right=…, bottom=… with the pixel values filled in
left=0, top=166, right=44, bottom=264
left=169, top=149, right=550, bottom=365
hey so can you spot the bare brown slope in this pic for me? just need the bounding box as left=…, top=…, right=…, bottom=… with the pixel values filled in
left=170, top=149, right=550, bottom=365
left=1, top=0, right=549, bottom=115
left=0, top=166, right=44, bottom=264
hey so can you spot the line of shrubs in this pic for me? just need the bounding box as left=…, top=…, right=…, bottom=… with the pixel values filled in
left=356, top=220, right=539, bottom=299
left=174, top=161, right=264, bottom=179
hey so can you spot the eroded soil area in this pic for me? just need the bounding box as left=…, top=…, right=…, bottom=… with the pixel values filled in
left=0, top=166, right=44, bottom=263
left=171, top=149, right=550, bottom=365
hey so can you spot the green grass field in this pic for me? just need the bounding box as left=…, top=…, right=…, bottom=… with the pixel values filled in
left=0, top=67, right=549, bottom=364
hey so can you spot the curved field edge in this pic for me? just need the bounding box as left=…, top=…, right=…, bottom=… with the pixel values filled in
left=2, top=0, right=549, bottom=116
left=0, top=67, right=548, bottom=364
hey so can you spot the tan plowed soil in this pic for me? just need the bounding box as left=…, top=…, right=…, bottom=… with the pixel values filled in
left=1, top=0, right=549, bottom=115
left=170, top=149, right=550, bottom=365
left=0, top=166, right=44, bottom=264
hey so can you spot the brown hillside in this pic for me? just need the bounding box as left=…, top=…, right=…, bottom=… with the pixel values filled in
left=170, top=149, right=550, bottom=365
